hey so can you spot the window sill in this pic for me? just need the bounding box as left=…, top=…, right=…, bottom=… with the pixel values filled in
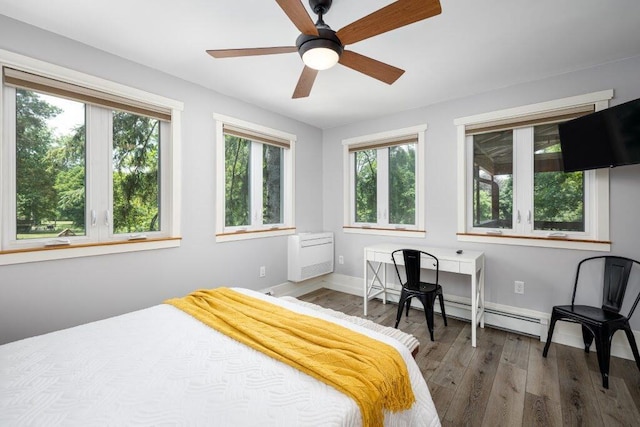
left=457, top=232, right=610, bottom=251
left=216, top=227, right=296, bottom=242
left=343, top=226, right=426, bottom=238
left=0, top=237, right=182, bottom=265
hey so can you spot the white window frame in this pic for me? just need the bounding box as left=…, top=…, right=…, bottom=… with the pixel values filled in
left=342, top=125, right=426, bottom=238
left=454, top=90, right=613, bottom=251
left=0, top=50, right=183, bottom=265
left=214, top=113, right=295, bottom=242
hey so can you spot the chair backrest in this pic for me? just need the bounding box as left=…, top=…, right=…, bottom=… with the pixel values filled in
left=573, top=255, right=640, bottom=316
left=391, top=249, right=439, bottom=290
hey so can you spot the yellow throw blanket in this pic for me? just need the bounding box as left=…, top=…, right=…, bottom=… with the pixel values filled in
left=165, top=287, right=415, bottom=427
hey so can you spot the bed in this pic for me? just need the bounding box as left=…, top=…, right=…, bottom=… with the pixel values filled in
left=0, top=288, right=440, bottom=426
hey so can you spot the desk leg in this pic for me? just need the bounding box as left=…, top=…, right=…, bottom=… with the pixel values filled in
left=471, top=261, right=477, bottom=347
left=479, top=257, right=485, bottom=329
left=363, top=257, right=369, bottom=316
left=364, top=260, right=388, bottom=315
left=382, top=264, right=387, bottom=305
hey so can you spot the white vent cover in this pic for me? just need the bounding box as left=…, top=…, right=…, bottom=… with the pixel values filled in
left=288, top=232, right=334, bottom=282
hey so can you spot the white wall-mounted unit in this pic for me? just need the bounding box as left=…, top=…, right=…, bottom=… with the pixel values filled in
left=288, top=232, right=334, bottom=282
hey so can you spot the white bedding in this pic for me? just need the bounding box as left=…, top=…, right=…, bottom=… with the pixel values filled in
left=0, top=288, right=440, bottom=426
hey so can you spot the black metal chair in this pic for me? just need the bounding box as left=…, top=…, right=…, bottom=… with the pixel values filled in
left=542, top=255, right=640, bottom=389
left=392, top=249, right=447, bottom=341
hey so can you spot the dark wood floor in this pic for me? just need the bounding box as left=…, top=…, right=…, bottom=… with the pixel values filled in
left=298, top=288, right=640, bottom=427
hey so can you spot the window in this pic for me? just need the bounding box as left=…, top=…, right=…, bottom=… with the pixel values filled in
left=214, top=114, right=295, bottom=242
left=343, top=125, right=426, bottom=237
left=1, top=51, right=183, bottom=265
left=455, top=90, right=613, bottom=251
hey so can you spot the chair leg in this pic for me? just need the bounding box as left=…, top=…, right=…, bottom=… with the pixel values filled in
left=593, top=327, right=612, bottom=389
left=394, top=290, right=409, bottom=328
left=623, top=325, right=640, bottom=372
left=438, top=292, right=447, bottom=326
left=582, top=325, right=594, bottom=353
left=419, top=293, right=436, bottom=342
left=405, top=297, right=412, bottom=318
left=543, top=312, right=559, bottom=358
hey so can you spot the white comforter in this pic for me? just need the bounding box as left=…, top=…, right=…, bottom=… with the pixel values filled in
left=0, top=288, right=440, bottom=426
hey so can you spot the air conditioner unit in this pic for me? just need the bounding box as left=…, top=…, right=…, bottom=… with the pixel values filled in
left=288, top=232, right=334, bottom=282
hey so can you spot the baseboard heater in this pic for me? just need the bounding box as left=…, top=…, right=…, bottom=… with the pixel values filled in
left=380, top=292, right=544, bottom=337
left=287, top=232, right=334, bottom=282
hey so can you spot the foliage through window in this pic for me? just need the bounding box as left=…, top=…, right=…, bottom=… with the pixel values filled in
left=224, top=135, right=251, bottom=227
left=343, top=125, right=425, bottom=237
left=533, top=124, right=584, bottom=231
left=215, top=115, right=295, bottom=241
left=16, top=90, right=86, bottom=239
left=472, top=124, right=585, bottom=233
left=389, top=144, right=416, bottom=225
left=11, top=89, right=165, bottom=241
left=355, top=149, right=377, bottom=223
left=456, top=90, right=613, bottom=250
left=262, top=143, right=283, bottom=225
left=1, top=60, right=182, bottom=261
left=112, top=112, right=160, bottom=234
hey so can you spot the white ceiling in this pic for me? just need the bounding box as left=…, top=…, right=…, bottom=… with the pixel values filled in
left=1, top=0, right=639, bottom=129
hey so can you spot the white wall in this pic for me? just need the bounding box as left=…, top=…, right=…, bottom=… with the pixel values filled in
left=0, top=16, right=324, bottom=344
left=323, top=55, right=640, bottom=329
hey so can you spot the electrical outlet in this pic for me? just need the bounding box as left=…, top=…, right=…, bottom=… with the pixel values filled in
left=338, top=255, right=344, bottom=264
left=514, top=280, right=525, bottom=294
left=259, top=266, right=266, bottom=277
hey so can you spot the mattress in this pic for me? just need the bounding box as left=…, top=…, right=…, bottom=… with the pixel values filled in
left=0, top=288, right=440, bottom=426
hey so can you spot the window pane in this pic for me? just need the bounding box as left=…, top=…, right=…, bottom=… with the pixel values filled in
left=355, top=149, right=377, bottom=223
left=533, top=124, right=585, bottom=231
left=112, top=112, right=160, bottom=234
left=263, top=144, right=283, bottom=224
left=472, top=131, right=513, bottom=228
left=388, top=144, right=415, bottom=225
left=225, top=135, right=251, bottom=226
left=16, top=89, right=86, bottom=239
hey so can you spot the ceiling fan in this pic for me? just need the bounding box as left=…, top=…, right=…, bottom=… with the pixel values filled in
left=206, top=0, right=442, bottom=99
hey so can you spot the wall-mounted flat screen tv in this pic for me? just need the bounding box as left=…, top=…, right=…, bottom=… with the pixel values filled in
left=559, top=97, right=640, bottom=172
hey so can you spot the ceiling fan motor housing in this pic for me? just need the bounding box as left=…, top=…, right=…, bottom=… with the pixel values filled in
left=296, top=28, right=343, bottom=60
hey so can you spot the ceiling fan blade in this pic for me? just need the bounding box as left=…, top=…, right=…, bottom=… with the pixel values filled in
left=292, top=66, right=318, bottom=99
left=276, top=0, right=319, bottom=36
left=336, top=0, right=441, bottom=46
left=207, top=46, right=298, bottom=58
left=338, top=50, right=405, bottom=85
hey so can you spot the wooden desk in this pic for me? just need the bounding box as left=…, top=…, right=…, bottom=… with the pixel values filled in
left=363, top=243, right=485, bottom=347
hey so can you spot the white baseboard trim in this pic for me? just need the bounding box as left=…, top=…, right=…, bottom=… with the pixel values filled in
left=276, top=273, right=640, bottom=362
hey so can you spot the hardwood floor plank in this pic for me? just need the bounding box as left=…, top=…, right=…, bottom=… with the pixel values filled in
left=363, top=299, right=394, bottom=322
left=589, top=371, right=640, bottom=426
left=481, top=363, right=527, bottom=427
left=429, top=323, right=475, bottom=389
left=501, top=332, right=530, bottom=370
left=522, top=392, right=562, bottom=427
left=556, top=344, right=604, bottom=426
left=414, top=319, right=466, bottom=381
left=611, top=357, right=640, bottom=410
left=427, top=380, right=456, bottom=419
left=340, top=302, right=365, bottom=317
left=526, top=340, right=562, bottom=407
left=441, top=327, right=505, bottom=426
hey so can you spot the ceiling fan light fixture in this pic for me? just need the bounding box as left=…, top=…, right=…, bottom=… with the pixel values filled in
left=302, top=45, right=339, bottom=70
